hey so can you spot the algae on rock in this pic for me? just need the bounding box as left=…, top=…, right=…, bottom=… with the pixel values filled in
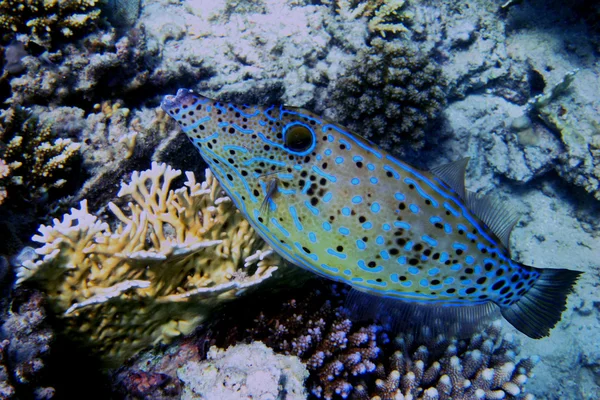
left=16, top=162, right=285, bottom=364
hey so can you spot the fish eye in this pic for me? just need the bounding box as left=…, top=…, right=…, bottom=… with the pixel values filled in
left=283, top=123, right=315, bottom=155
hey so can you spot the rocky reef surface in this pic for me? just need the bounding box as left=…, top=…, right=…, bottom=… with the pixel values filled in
left=0, top=0, right=599, bottom=399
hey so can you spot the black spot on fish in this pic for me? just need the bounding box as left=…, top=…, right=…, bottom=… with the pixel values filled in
left=367, top=261, right=377, bottom=268
left=447, top=288, right=456, bottom=294
left=409, top=258, right=419, bottom=266
left=466, top=287, right=476, bottom=294
left=492, top=280, right=505, bottom=290
left=337, top=245, right=344, bottom=251
left=476, top=277, right=487, bottom=284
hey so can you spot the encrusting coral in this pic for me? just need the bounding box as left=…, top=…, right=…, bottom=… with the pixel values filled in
left=331, top=37, right=447, bottom=155
left=15, top=162, right=284, bottom=364
left=0, top=106, right=81, bottom=206
left=0, top=0, right=102, bottom=48
left=177, top=342, right=308, bottom=400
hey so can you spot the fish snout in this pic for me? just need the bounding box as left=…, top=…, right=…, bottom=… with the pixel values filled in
left=161, top=89, right=202, bottom=113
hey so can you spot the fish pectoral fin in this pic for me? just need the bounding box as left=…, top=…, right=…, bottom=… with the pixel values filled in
left=465, top=190, right=520, bottom=249
left=430, top=157, right=470, bottom=200
left=345, top=288, right=500, bottom=340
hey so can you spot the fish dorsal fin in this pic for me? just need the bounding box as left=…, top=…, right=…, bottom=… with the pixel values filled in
left=466, top=190, right=520, bottom=249
left=430, top=158, right=470, bottom=200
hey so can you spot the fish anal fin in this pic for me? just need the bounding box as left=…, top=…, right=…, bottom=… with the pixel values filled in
left=430, top=158, right=470, bottom=200
left=466, top=191, right=520, bottom=249
left=500, top=267, right=581, bottom=339
left=345, top=288, right=499, bottom=340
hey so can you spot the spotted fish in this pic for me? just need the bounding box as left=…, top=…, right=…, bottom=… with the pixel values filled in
left=161, top=89, right=581, bottom=339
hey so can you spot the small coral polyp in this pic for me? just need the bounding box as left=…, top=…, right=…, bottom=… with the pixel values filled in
left=16, top=162, right=282, bottom=364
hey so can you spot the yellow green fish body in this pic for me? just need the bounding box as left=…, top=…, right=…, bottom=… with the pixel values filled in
left=162, top=89, right=580, bottom=339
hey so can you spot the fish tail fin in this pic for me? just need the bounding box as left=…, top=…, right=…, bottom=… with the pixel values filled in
left=500, top=267, right=582, bottom=339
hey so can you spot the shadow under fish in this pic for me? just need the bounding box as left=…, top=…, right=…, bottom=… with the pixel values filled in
left=161, top=89, right=581, bottom=340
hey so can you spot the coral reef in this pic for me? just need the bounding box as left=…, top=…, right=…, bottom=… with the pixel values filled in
left=15, top=162, right=285, bottom=364
left=178, top=342, right=308, bottom=400
left=113, top=282, right=538, bottom=399
left=330, top=37, right=447, bottom=155
left=8, top=27, right=164, bottom=105
left=0, top=106, right=81, bottom=206
left=0, top=0, right=102, bottom=48
left=0, top=289, right=55, bottom=399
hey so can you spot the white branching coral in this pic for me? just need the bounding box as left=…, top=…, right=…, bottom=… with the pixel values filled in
left=16, top=162, right=284, bottom=364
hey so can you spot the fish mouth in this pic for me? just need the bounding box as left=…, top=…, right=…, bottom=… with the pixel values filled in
left=161, top=89, right=197, bottom=113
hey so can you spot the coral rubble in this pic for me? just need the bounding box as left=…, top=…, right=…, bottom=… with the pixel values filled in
left=0, top=0, right=102, bottom=48
left=178, top=342, right=308, bottom=400
left=15, top=162, right=284, bottom=364
left=331, top=37, right=447, bottom=155
left=0, top=106, right=81, bottom=206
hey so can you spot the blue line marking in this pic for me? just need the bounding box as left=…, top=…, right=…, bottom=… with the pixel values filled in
left=339, top=139, right=351, bottom=150
left=356, top=239, right=366, bottom=250
left=289, top=206, right=303, bottom=231
left=335, top=157, right=344, bottom=164
left=367, top=163, right=375, bottom=171
left=362, top=221, right=373, bottom=229
left=312, top=165, right=337, bottom=182
left=231, top=105, right=260, bottom=118
left=271, top=218, right=290, bottom=237
left=380, top=250, right=390, bottom=260
left=367, top=279, right=387, bottom=287
left=304, top=200, right=320, bottom=216
left=182, top=116, right=211, bottom=133
left=323, top=192, right=333, bottom=203
left=430, top=216, right=442, bottom=224
left=195, top=132, right=218, bottom=143
left=444, top=224, right=453, bottom=234
left=397, top=256, right=407, bottom=265
left=394, top=221, right=411, bottom=230
left=232, top=123, right=255, bottom=134
left=404, top=177, right=439, bottom=207
left=383, top=165, right=400, bottom=179
left=395, top=192, right=406, bottom=201
left=428, top=268, right=440, bottom=276
left=453, top=242, right=467, bottom=250
left=409, top=204, right=420, bottom=214
left=451, top=263, right=462, bottom=271
left=322, top=124, right=383, bottom=159
left=339, top=226, right=350, bottom=235
left=308, top=232, right=317, bottom=243
left=371, top=202, right=381, bottom=213
left=376, top=236, right=385, bottom=245
left=324, top=149, right=332, bottom=156
left=353, top=155, right=363, bottom=162
left=344, top=269, right=352, bottom=276
left=358, top=260, right=383, bottom=273
left=223, top=145, right=248, bottom=153
left=352, top=196, right=363, bottom=204
left=327, top=248, right=347, bottom=259
left=242, top=157, right=286, bottom=167
left=439, top=252, right=449, bottom=263
left=382, top=223, right=391, bottom=231
left=295, top=242, right=318, bottom=261
left=401, top=281, right=413, bottom=287
left=404, top=241, right=414, bottom=251
left=322, top=222, right=332, bottom=231
left=408, top=266, right=419, bottom=275
left=422, top=235, right=438, bottom=247
left=444, top=277, right=455, bottom=284
left=370, top=177, right=378, bottom=184
left=351, top=178, right=360, bottom=185
left=320, top=263, right=339, bottom=273
left=390, top=274, right=399, bottom=283
left=301, top=179, right=312, bottom=194
left=465, top=255, right=475, bottom=264
left=420, top=279, right=429, bottom=287
left=342, top=207, right=351, bottom=216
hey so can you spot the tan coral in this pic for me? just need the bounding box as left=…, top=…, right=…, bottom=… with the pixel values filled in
left=336, top=0, right=412, bottom=37
left=0, top=0, right=101, bottom=48
left=16, top=162, right=285, bottom=364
